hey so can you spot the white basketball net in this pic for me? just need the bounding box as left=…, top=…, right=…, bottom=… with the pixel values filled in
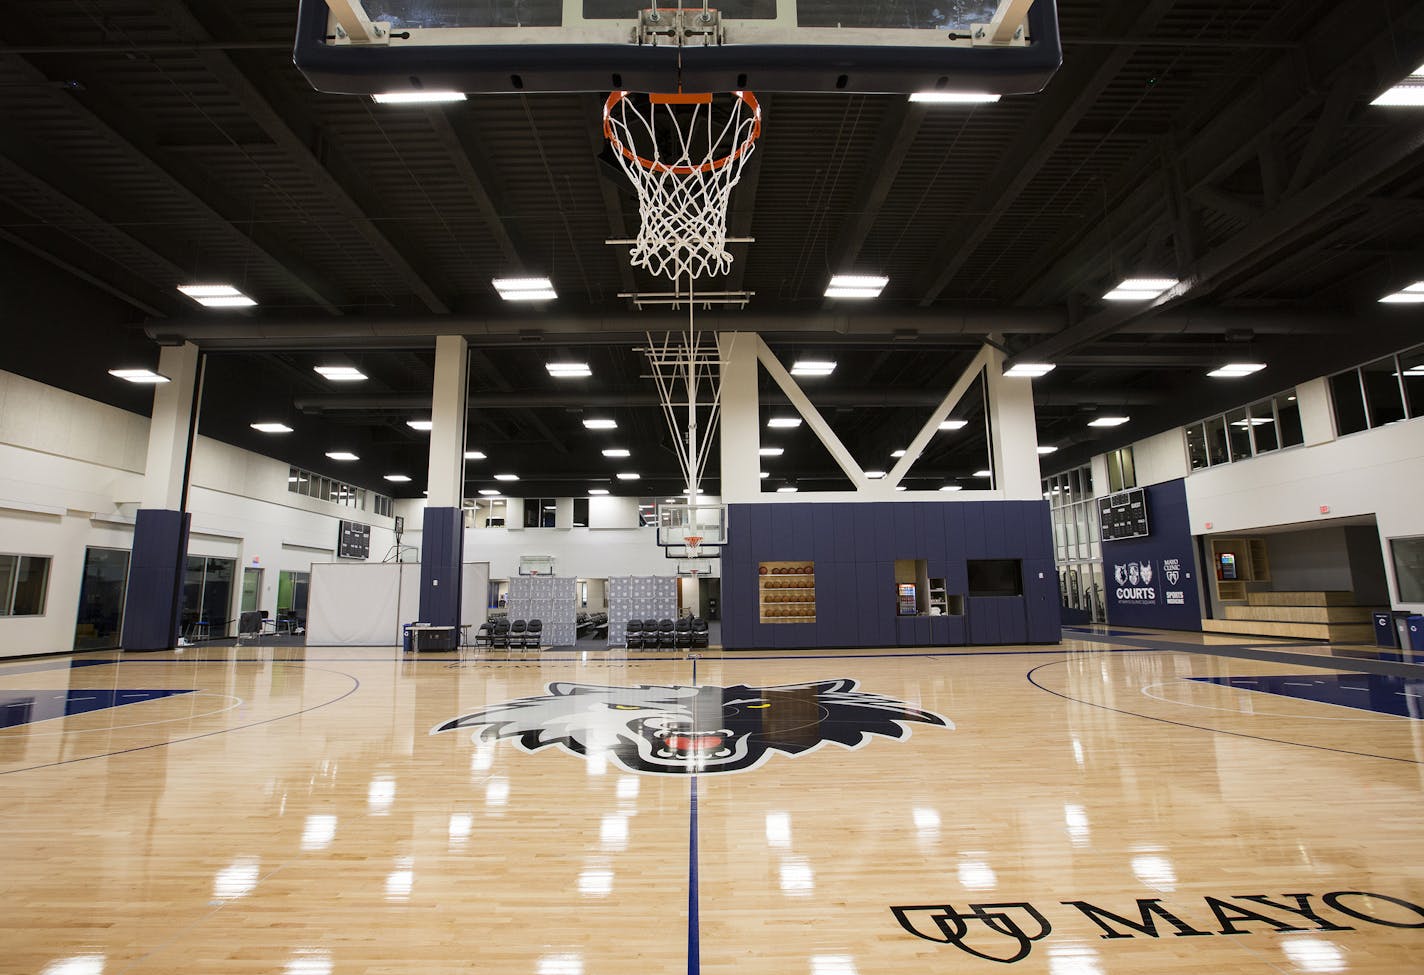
left=603, top=90, right=762, bottom=282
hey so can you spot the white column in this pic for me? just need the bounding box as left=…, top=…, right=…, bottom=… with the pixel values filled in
left=141, top=341, right=201, bottom=511
left=426, top=334, right=468, bottom=508
left=718, top=332, right=761, bottom=503
left=984, top=345, right=1043, bottom=500
left=1295, top=377, right=1335, bottom=446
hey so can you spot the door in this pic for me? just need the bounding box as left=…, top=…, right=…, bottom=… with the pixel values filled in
left=74, top=547, right=130, bottom=650
left=241, top=568, right=262, bottom=613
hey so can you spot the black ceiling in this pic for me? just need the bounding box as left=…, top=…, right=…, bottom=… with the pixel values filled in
left=3, top=0, right=1423, bottom=500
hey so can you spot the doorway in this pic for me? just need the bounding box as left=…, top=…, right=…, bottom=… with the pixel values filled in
left=74, top=547, right=130, bottom=650
left=241, top=568, right=262, bottom=614
left=181, top=556, right=237, bottom=639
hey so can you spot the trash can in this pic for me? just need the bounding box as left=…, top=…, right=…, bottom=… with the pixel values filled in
left=1374, top=612, right=1398, bottom=648
left=1408, top=615, right=1424, bottom=652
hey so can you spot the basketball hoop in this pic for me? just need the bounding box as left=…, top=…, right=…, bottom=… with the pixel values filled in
left=603, top=90, right=762, bottom=281
left=684, top=535, right=703, bottom=560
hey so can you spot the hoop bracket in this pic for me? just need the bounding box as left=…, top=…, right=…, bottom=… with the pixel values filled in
left=636, top=7, right=724, bottom=47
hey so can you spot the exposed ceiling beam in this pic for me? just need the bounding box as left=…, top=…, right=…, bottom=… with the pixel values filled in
left=581, top=93, right=636, bottom=299
left=0, top=53, right=346, bottom=315
left=469, top=350, right=570, bottom=455
left=0, top=223, right=166, bottom=319
left=145, top=0, right=451, bottom=313
left=913, top=0, right=1180, bottom=305
left=824, top=100, right=926, bottom=274
left=427, top=104, right=532, bottom=272
left=724, top=93, right=771, bottom=296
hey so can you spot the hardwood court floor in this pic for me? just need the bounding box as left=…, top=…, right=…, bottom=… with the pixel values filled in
left=3, top=632, right=1422, bottom=974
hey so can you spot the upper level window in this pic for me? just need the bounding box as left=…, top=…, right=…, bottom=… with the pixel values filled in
left=524, top=498, right=557, bottom=528
left=1329, top=344, right=1424, bottom=436
left=1106, top=446, right=1136, bottom=492
left=1185, top=388, right=1302, bottom=471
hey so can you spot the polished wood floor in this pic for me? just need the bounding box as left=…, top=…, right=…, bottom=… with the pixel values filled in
left=3, top=629, right=1423, bottom=974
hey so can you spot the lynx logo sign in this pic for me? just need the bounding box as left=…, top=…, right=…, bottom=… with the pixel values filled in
left=892, top=890, right=1424, bottom=964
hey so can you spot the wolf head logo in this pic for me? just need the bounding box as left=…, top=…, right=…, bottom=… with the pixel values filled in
left=432, top=679, right=950, bottom=775
left=1138, top=561, right=1154, bottom=585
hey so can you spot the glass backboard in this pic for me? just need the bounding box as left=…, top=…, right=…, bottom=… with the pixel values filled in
left=296, top=0, right=1060, bottom=96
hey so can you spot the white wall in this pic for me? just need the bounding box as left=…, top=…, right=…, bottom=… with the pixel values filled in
left=0, top=370, right=398, bottom=657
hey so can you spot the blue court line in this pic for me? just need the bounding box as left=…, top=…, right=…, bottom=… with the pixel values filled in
left=688, top=654, right=701, bottom=975
left=1024, top=659, right=1423, bottom=766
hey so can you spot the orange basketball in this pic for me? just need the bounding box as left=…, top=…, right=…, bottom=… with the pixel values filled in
left=759, top=565, right=768, bottom=575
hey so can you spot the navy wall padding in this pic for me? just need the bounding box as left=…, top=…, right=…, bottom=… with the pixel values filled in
left=419, top=506, right=464, bottom=628
left=120, top=509, right=190, bottom=651
left=1102, top=479, right=1204, bottom=631
left=723, top=501, right=1061, bottom=650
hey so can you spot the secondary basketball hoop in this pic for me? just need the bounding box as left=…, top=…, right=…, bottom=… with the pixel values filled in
left=603, top=89, right=762, bottom=281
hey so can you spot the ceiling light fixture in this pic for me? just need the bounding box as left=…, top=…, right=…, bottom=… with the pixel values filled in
left=939, top=419, right=968, bottom=431
left=384, top=474, right=412, bottom=482
left=589, top=488, right=609, bottom=495
left=546, top=362, right=592, bottom=378
left=791, top=359, right=837, bottom=377
left=776, top=486, right=799, bottom=493
left=1005, top=363, right=1055, bottom=378
left=314, top=365, right=367, bottom=382
left=372, top=90, right=466, bottom=104
left=767, top=417, right=802, bottom=428
left=177, top=283, right=256, bottom=308
left=825, top=274, right=888, bottom=299
left=760, top=471, right=770, bottom=479
left=616, top=472, right=640, bottom=480
left=891, top=449, right=907, bottom=458
left=583, top=418, right=618, bottom=430
left=973, top=469, right=993, bottom=478
left=493, top=277, right=556, bottom=301
left=1102, top=277, right=1179, bottom=301
left=758, top=447, right=784, bottom=456
left=250, top=422, right=293, bottom=434
left=682, top=488, right=705, bottom=496
left=464, top=451, right=486, bottom=460
left=939, top=484, right=963, bottom=492
left=909, top=91, right=1001, bottom=104
left=865, top=470, right=887, bottom=479
left=108, top=368, right=169, bottom=384
left=494, top=474, right=520, bottom=482
left=406, top=419, right=433, bottom=431
left=1207, top=363, right=1267, bottom=378
left=601, top=448, right=631, bottom=458
left=1036, top=445, right=1059, bottom=455
left=478, top=489, right=501, bottom=497
left=325, top=451, right=359, bottom=461
left=1372, top=64, right=1424, bottom=106
left=1379, top=281, right=1424, bottom=303
left=1088, top=416, right=1130, bottom=427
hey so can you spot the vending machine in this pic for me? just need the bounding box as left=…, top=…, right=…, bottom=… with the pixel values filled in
left=897, top=583, right=918, bottom=616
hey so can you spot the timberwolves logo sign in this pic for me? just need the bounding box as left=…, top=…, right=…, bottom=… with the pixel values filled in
left=432, top=679, right=949, bottom=775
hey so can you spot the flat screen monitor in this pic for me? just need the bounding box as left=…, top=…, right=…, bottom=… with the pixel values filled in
left=1218, top=553, right=1237, bottom=581
left=967, top=559, right=1023, bottom=597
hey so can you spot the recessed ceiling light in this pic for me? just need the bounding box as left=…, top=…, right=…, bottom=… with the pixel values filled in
left=494, top=473, right=520, bottom=481
left=250, top=422, right=293, bottom=434
left=546, top=362, right=592, bottom=378
left=1103, top=277, right=1179, bottom=301
left=1036, top=445, right=1059, bottom=455
left=464, top=451, right=486, bottom=460
left=758, top=447, right=784, bottom=456
left=177, top=283, right=256, bottom=308
left=767, top=417, right=802, bottom=428
left=791, top=359, right=837, bottom=377
left=891, top=449, right=907, bottom=458
left=384, top=474, right=412, bottom=482
left=478, top=489, right=501, bottom=496
left=1372, top=64, right=1424, bottom=106
left=825, top=274, right=888, bottom=299
left=939, top=419, right=968, bottom=431
left=759, top=471, right=770, bottom=478
left=602, top=448, right=631, bottom=458
left=583, top=418, right=618, bottom=430
left=939, top=484, right=963, bottom=492
left=108, top=368, right=169, bottom=384
left=909, top=91, right=1001, bottom=104
left=865, top=470, right=887, bottom=479
left=326, top=451, right=359, bottom=461
left=616, top=472, right=640, bottom=480
left=1088, top=416, right=1130, bottom=427
left=406, top=419, right=433, bottom=431
left=682, top=488, right=705, bottom=495
left=776, top=486, right=799, bottom=493
left=372, top=90, right=467, bottom=104
left=1379, top=281, right=1424, bottom=303
left=1005, top=363, right=1055, bottom=378
left=895, top=485, right=907, bottom=492
left=493, top=277, right=556, bottom=301
left=973, top=469, right=993, bottom=477
left=588, top=488, right=610, bottom=495
left=314, top=365, right=367, bottom=382
left=664, top=498, right=679, bottom=503
left=1207, top=363, right=1267, bottom=378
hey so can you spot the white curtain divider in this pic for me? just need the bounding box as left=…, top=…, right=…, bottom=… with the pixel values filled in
left=307, top=563, right=420, bottom=646
left=461, top=562, right=491, bottom=636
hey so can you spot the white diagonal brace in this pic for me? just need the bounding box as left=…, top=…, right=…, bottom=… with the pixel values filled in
left=885, top=344, right=995, bottom=488
left=755, top=337, right=871, bottom=492
left=325, top=0, right=381, bottom=43
left=986, top=0, right=1036, bottom=44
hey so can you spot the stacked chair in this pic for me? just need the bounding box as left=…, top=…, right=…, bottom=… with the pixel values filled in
left=674, top=617, right=693, bottom=648
left=525, top=619, right=543, bottom=649
left=691, top=617, right=710, bottom=649
left=655, top=618, right=676, bottom=648
left=625, top=619, right=644, bottom=649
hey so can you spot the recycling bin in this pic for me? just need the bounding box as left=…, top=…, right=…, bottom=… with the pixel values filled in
left=1408, top=615, right=1424, bottom=652
left=1374, top=612, right=1398, bottom=648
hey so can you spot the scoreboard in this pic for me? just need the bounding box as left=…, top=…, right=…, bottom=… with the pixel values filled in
left=1098, top=489, right=1150, bottom=542
left=338, top=520, right=371, bottom=560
